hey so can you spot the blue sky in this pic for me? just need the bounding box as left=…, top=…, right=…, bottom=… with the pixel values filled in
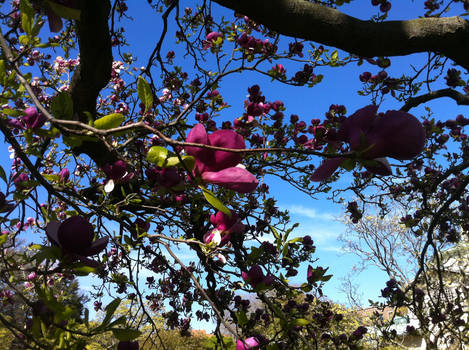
left=1, top=0, right=468, bottom=333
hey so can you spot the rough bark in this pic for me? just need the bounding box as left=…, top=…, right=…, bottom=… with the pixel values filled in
left=70, top=0, right=112, bottom=121
left=213, top=0, right=469, bottom=71
left=69, top=0, right=115, bottom=165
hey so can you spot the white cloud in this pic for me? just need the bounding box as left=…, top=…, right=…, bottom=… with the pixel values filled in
left=284, top=204, right=336, bottom=221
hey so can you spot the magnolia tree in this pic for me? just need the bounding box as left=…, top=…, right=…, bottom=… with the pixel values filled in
left=0, top=0, right=468, bottom=349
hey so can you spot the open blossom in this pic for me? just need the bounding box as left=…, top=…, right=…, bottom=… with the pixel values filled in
left=185, top=124, right=258, bottom=193
left=9, top=107, right=46, bottom=130
left=311, top=105, right=425, bottom=181
left=203, top=32, right=223, bottom=49
left=103, top=160, right=134, bottom=192
left=242, top=265, right=274, bottom=289
left=203, top=210, right=245, bottom=247
left=46, top=216, right=108, bottom=267
left=236, top=337, right=260, bottom=350
left=13, top=172, right=29, bottom=189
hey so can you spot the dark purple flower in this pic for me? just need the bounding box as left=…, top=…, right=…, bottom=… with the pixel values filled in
left=0, top=192, right=14, bottom=213
left=103, top=160, right=134, bottom=192
left=145, top=166, right=182, bottom=189
left=22, top=107, right=46, bottom=129
left=13, top=172, right=29, bottom=189
left=117, top=341, right=139, bottom=350
left=311, top=105, right=425, bottom=181
left=134, top=218, right=150, bottom=238
left=242, top=265, right=273, bottom=289
left=45, top=216, right=108, bottom=265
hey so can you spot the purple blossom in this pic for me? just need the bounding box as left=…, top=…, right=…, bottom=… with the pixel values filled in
left=13, top=172, right=29, bottom=189
left=0, top=192, right=14, bottom=213
left=58, top=168, right=70, bottom=183
left=117, top=341, right=139, bottom=350
left=203, top=210, right=245, bottom=247
left=242, top=265, right=274, bottom=289
left=185, top=124, right=258, bottom=193
left=311, top=105, right=425, bottom=181
left=45, top=216, right=108, bottom=267
left=236, top=337, right=260, bottom=350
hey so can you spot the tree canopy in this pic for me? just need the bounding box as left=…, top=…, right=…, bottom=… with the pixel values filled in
left=0, top=0, right=468, bottom=349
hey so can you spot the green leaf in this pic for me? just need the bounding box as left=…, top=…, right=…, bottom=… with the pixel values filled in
left=0, top=60, right=6, bottom=84
left=111, top=328, right=142, bottom=341
left=293, top=318, right=310, bottom=326
left=137, top=76, right=153, bottom=112
left=0, top=234, right=7, bottom=246
left=1, top=108, right=22, bottom=117
left=46, top=0, right=81, bottom=20
left=42, top=174, right=60, bottom=182
left=331, top=50, right=339, bottom=62
left=84, top=308, right=89, bottom=328
left=63, top=135, right=89, bottom=147
left=50, top=92, right=73, bottom=120
left=146, top=146, right=168, bottom=166
left=236, top=311, right=248, bottom=326
left=341, top=158, right=355, bottom=171
left=101, top=298, right=121, bottom=328
left=0, top=165, right=6, bottom=184
left=32, top=246, right=62, bottom=265
left=72, top=264, right=96, bottom=276
left=165, top=155, right=195, bottom=170
left=199, top=186, right=231, bottom=217
left=20, top=0, right=34, bottom=35
left=94, top=113, right=125, bottom=130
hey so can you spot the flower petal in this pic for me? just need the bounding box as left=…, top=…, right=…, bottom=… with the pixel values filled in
left=310, top=158, right=344, bottom=182
left=185, top=123, right=209, bottom=161
left=202, top=167, right=258, bottom=193
left=369, top=110, right=426, bottom=160
left=82, top=236, right=109, bottom=256
left=364, top=157, right=392, bottom=176
left=207, top=130, right=245, bottom=171
left=338, top=105, right=378, bottom=146
left=45, top=221, right=61, bottom=246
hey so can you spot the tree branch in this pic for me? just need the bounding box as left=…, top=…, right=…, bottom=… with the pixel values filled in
left=400, top=88, right=469, bottom=112
left=213, top=0, right=469, bottom=70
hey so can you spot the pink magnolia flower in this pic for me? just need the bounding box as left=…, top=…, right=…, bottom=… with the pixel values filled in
left=204, top=210, right=245, bottom=247
left=185, top=124, right=258, bottom=193
left=236, top=337, right=260, bottom=350
left=58, top=168, right=70, bottom=183
left=203, top=32, right=223, bottom=49
left=311, top=105, right=425, bottom=181
left=9, top=107, right=47, bottom=130
left=46, top=216, right=108, bottom=267
left=242, top=265, right=274, bottom=289
left=13, top=172, right=29, bottom=189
